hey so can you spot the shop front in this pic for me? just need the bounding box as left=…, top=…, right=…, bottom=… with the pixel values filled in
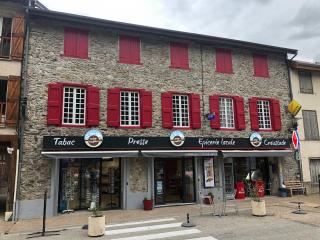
left=41, top=130, right=292, bottom=216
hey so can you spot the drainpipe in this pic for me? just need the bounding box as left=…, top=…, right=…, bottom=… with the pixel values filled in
left=13, top=0, right=31, bottom=221
left=200, top=44, right=205, bottom=137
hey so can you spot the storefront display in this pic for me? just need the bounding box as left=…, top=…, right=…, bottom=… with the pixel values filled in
left=58, top=158, right=120, bottom=212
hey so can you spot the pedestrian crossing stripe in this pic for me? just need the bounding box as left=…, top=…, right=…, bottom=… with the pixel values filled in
left=106, top=217, right=176, bottom=228
left=110, top=228, right=202, bottom=240
left=105, top=222, right=183, bottom=235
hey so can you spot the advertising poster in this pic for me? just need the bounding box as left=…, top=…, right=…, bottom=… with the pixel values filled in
left=204, top=158, right=215, bottom=188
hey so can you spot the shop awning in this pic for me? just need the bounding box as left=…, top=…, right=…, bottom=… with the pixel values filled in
left=141, top=150, right=218, bottom=157
left=41, top=150, right=140, bottom=159
left=221, top=150, right=293, bottom=158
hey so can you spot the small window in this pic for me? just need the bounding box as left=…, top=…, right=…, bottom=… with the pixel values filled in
left=170, top=42, right=189, bottom=69
left=119, top=35, right=141, bottom=64
left=64, top=28, right=89, bottom=59
left=257, top=100, right=271, bottom=129
left=310, top=159, right=320, bottom=184
left=172, top=94, right=189, bottom=127
left=216, top=49, right=233, bottom=74
left=253, top=54, right=269, bottom=78
left=219, top=97, right=235, bottom=128
left=0, top=17, right=12, bottom=58
left=120, top=91, right=140, bottom=126
left=299, top=71, right=313, bottom=94
left=302, top=110, right=319, bottom=140
left=62, top=87, right=86, bottom=125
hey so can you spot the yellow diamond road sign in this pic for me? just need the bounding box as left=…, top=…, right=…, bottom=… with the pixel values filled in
left=288, top=99, right=302, bottom=117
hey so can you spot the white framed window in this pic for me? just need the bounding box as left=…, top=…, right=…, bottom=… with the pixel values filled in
left=172, top=94, right=189, bottom=127
left=219, top=97, right=235, bottom=128
left=257, top=100, right=271, bottom=129
left=62, top=87, right=86, bottom=125
left=120, top=91, right=140, bottom=126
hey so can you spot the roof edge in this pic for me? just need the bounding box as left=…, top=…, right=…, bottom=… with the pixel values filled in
left=290, top=60, right=320, bottom=72
left=29, top=8, right=297, bottom=55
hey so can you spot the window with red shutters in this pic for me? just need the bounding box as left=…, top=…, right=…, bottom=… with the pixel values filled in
left=249, top=97, right=281, bottom=131
left=209, top=95, right=245, bottom=130
left=119, top=35, right=141, bottom=64
left=253, top=54, right=269, bottom=78
left=162, top=92, right=200, bottom=129
left=216, top=48, right=233, bottom=74
left=47, top=83, right=100, bottom=127
left=64, top=27, right=89, bottom=59
left=170, top=42, right=189, bottom=69
left=107, top=88, right=152, bottom=128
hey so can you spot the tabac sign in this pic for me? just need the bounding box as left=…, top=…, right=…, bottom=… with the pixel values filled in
left=288, top=99, right=302, bottom=116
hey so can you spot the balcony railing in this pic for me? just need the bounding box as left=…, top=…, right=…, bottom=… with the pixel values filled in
left=0, top=102, right=6, bottom=125
left=0, top=36, right=11, bottom=58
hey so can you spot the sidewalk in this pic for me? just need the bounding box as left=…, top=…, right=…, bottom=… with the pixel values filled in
left=1, top=194, right=319, bottom=235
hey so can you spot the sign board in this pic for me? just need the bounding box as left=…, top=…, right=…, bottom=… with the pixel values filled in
left=43, top=136, right=291, bottom=151
left=292, top=130, right=300, bottom=150
left=288, top=99, right=302, bottom=116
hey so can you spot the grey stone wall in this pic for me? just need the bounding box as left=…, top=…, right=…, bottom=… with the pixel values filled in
left=129, top=158, right=148, bottom=192
left=20, top=18, right=296, bottom=200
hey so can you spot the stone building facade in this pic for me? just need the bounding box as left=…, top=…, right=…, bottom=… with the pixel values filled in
left=17, top=8, right=298, bottom=219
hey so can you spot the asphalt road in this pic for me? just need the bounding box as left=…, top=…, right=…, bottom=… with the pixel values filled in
left=2, top=211, right=320, bottom=240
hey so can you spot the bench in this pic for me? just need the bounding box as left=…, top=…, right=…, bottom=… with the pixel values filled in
left=284, top=181, right=306, bottom=197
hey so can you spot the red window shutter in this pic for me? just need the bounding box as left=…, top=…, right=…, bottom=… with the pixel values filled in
left=161, top=92, right=173, bottom=129
left=249, top=97, right=259, bottom=130
left=47, top=83, right=63, bottom=125
left=216, top=49, right=233, bottom=74
left=140, top=90, right=152, bottom=128
left=86, top=86, right=100, bottom=127
left=253, top=54, right=269, bottom=78
left=271, top=99, right=281, bottom=131
left=107, top=88, right=120, bottom=127
left=190, top=93, right=201, bottom=129
left=209, top=95, right=220, bottom=129
left=170, top=42, right=189, bottom=69
left=119, top=35, right=141, bottom=64
left=76, top=30, right=89, bottom=59
left=233, top=96, right=245, bottom=130
left=64, top=28, right=88, bottom=59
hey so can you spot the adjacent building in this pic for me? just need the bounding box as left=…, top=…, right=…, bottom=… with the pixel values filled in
left=16, top=7, right=298, bottom=219
left=290, top=60, right=320, bottom=193
left=0, top=0, right=26, bottom=221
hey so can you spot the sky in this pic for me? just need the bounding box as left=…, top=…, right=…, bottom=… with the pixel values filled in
left=39, top=0, right=320, bottom=62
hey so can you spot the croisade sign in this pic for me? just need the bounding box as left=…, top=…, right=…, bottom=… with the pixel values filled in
left=43, top=136, right=291, bottom=151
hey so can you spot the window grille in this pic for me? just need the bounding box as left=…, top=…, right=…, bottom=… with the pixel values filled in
left=120, top=91, right=140, bottom=126
left=219, top=97, right=235, bottom=128
left=172, top=95, right=189, bottom=127
left=257, top=100, right=271, bottom=129
left=62, top=87, right=86, bottom=125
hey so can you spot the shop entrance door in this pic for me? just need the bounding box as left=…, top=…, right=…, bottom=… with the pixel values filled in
left=154, top=158, right=195, bottom=205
